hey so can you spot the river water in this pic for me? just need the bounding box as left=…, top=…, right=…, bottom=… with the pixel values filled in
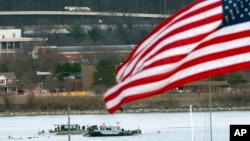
left=0, top=111, right=249, bottom=141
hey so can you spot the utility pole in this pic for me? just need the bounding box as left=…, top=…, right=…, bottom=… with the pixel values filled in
left=164, top=0, right=167, bottom=14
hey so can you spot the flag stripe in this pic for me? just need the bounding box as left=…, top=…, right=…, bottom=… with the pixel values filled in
left=143, top=26, right=250, bottom=73
left=105, top=0, right=250, bottom=113
left=105, top=22, right=250, bottom=101
left=120, top=15, right=222, bottom=82
left=107, top=61, right=250, bottom=113
left=105, top=20, right=250, bottom=113
left=118, top=0, right=221, bottom=62
left=106, top=53, right=250, bottom=113
left=118, top=1, right=222, bottom=81
left=115, top=0, right=222, bottom=82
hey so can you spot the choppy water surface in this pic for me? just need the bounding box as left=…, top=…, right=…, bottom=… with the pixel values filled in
left=0, top=111, right=250, bottom=141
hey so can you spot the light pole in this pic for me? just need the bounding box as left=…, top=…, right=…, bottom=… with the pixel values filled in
left=36, top=71, right=52, bottom=95
left=99, top=77, right=102, bottom=95
left=99, top=77, right=102, bottom=109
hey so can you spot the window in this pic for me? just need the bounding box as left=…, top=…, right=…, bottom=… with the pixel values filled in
left=13, top=33, right=16, bottom=38
left=0, top=75, right=6, bottom=85
left=7, top=79, right=13, bottom=84
left=2, top=35, right=5, bottom=39
left=0, top=79, right=6, bottom=85
left=45, top=50, right=51, bottom=54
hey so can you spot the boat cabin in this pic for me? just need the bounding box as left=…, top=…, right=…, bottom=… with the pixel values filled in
left=85, top=124, right=141, bottom=136
left=54, top=124, right=81, bottom=131
left=99, top=124, right=121, bottom=132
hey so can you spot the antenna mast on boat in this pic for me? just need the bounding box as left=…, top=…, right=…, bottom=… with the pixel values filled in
left=68, top=105, right=71, bottom=141
left=190, top=105, right=194, bottom=141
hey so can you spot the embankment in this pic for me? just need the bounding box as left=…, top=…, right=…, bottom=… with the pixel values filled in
left=0, top=91, right=250, bottom=116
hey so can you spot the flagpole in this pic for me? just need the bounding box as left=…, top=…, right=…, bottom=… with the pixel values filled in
left=208, top=78, right=212, bottom=141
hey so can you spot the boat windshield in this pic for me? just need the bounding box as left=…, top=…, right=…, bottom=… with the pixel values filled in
left=61, top=125, right=79, bottom=130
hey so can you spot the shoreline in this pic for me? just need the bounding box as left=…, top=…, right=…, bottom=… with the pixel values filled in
left=1, top=93, right=250, bottom=117
left=1, top=106, right=250, bottom=117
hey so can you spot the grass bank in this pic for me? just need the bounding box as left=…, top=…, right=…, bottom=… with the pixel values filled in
left=0, top=95, right=103, bottom=112
left=1, top=92, right=250, bottom=115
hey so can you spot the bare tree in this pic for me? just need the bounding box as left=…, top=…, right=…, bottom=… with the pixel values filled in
left=1, top=94, right=14, bottom=110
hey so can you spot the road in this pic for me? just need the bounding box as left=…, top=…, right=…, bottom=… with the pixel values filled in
left=0, top=11, right=169, bottom=18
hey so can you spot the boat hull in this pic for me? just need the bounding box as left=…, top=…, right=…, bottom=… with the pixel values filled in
left=86, top=129, right=141, bottom=137
left=56, top=130, right=85, bottom=135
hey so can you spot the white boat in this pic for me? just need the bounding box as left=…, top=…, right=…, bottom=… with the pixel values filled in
left=84, top=123, right=141, bottom=137
left=39, top=124, right=86, bottom=135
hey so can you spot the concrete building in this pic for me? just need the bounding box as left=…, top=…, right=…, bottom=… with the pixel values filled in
left=0, top=29, right=47, bottom=54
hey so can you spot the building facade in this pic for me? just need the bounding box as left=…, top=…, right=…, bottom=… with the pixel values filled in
left=0, top=29, right=47, bottom=55
left=0, top=72, right=17, bottom=94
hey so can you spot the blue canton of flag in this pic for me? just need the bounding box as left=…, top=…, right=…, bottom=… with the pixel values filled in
left=222, top=0, right=250, bottom=27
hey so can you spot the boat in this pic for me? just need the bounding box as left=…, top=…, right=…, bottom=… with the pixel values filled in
left=84, top=123, right=142, bottom=137
left=39, top=124, right=86, bottom=135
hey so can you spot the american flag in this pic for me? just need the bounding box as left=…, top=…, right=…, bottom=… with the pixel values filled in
left=104, top=0, right=250, bottom=113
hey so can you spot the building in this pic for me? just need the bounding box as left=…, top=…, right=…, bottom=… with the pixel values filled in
left=32, top=46, right=58, bottom=70
left=32, top=45, right=134, bottom=91
left=56, top=45, right=134, bottom=64
left=32, top=45, right=134, bottom=64
left=81, top=65, right=96, bottom=90
left=0, top=29, right=47, bottom=55
left=0, top=72, right=17, bottom=94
